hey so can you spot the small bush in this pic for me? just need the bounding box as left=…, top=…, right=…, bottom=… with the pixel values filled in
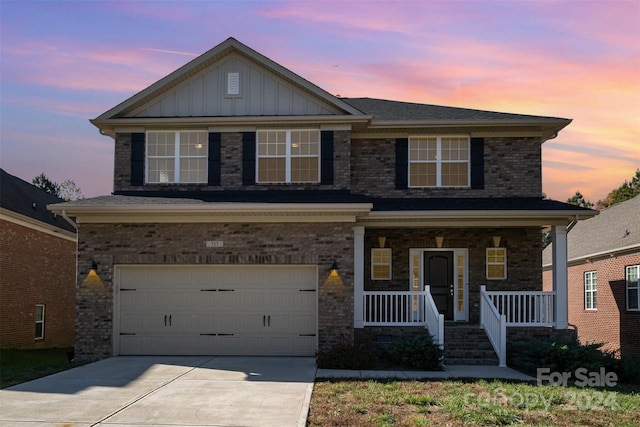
left=316, top=335, right=373, bottom=369
left=508, top=336, right=640, bottom=385
left=388, top=334, right=443, bottom=371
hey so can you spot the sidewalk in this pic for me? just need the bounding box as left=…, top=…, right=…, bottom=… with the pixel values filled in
left=316, top=365, right=535, bottom=381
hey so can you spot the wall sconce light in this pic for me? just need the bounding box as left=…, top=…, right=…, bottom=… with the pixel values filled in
left=329, top=261, right=340, bottom=277
left=492, top=236, right=501, bottom=248
left=82, top=259, right=105, bottom=290
left=435, top=236, right=444, bottom=248
left=90, top=260, right=98, bottom=271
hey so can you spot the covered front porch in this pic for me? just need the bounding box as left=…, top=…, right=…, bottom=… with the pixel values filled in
left=352, top=204, right=584, bottom=366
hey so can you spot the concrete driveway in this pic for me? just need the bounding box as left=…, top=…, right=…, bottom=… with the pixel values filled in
left=0, top=356, right=316, bottom=427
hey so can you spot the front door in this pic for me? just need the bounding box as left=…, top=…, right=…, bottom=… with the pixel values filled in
left=424, top=251, right=454, bottom=320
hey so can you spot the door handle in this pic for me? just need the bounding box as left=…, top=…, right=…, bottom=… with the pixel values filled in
left=164, top=315, right=167, bottom=326
left=169, top=315, right=172, bottom=326
left=263, top=315, right=266, bottom=327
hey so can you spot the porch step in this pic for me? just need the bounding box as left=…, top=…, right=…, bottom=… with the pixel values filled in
left=444, top=324, right=499, bottom=366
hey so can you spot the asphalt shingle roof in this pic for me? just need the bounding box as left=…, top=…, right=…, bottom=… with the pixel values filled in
left=341, top=97, right=569, bottom=123
left=0, top=169, right=76, bottom=233
left=543, top=195, right=640, bottom=265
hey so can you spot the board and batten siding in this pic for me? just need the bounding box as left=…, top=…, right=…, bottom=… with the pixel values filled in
left=131, top=54, right=340, bottom=118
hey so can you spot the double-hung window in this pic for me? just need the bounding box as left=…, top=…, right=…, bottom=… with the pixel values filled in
left=257, top=130, right=319, bottom=183
left=409, top=136, right=469, bottom=187
left=486, top=248, right=507, bottom=279
left=35, top=304, right=45, bottom=340
left=146, top=131, right=208, bottom=183
left=371, top=248, right=392, bottom=280
left=627, top=265, right=639, bottom=311
left=584, top=271, right=597, bottom=310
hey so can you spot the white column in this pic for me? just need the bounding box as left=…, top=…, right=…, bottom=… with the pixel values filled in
left=353, top=226, right=365, bottom=328
left=552, top=225, right=568, bottom=329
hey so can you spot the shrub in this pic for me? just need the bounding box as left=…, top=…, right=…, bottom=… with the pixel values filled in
left=508, top=336, right=640, bottom=385
left=316, top=335, right=373, bottom=369
left=388, top=334, right=443, bottom=371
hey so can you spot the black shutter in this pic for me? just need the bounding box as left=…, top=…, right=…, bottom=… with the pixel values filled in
left=208, top=132, right=221, bottom=186
left=395, top=138, right=409, bottom=189
left=131, top=133, right=145, bottom=186
left=242, top=132, right=256, bottom=185
left=470, top=137, right=484, bottom=189
left=320, top=131, right=334, bottom=185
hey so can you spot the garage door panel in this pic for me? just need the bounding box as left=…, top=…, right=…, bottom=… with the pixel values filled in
left=117, top=265, right=317, bottom=356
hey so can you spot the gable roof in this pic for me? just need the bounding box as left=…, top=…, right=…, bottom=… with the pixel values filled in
left=92, top=37, right=364, bottom=131
left=543, top=195, right=640, bottom=266
left=0, top=169, right=76, bottom=234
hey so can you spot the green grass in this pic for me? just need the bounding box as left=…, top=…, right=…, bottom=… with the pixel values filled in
left=0, top=347, right=85, bottom=388
left=309, top=379, right=640, bottom=426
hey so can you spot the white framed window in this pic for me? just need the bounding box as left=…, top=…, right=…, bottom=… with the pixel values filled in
left=584, top=271, right=597, bottom=310
left=371, top=248, right=392, bottom=280
left=627, top=265, right=639, bottom=311
left=256, top=130, right=320, bottom=183
left=35, top=304, right=45, bottom=340
left=146, top=131, right=208, bottom=183
left=409, top=136, right=469, bottom=187
left=486, top=248, right=507, bottom=280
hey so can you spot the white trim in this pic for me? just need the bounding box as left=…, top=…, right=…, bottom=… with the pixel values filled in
left=35, top=304, right=45, bottom=340
left=411, top=248, right=468, bottom=322
left=354, top=226, right=365, bottom=328
left=626, top=265, right=640, bottom=311
left=584, top=270, right=597, bottom=311
left=0, top=209, right=76, bottom=241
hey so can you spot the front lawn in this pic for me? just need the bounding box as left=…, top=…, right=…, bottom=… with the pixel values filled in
left=308, top=379, right=640, bottom=426
left=0, top=347, right=85, bottom=388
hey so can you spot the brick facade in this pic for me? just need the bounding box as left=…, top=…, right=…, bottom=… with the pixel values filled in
left=0, top=220, right=76, bottom=349
left=75, top=222, right=355, bottom=359
left=543, top=253, right=640, bottom=357
left=350, top=137, right=543, bottom=198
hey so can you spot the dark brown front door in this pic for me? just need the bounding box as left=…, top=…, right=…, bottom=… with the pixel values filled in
left=424, top=251, right=454, bottom=320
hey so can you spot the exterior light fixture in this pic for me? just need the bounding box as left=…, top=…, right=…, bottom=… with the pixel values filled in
left=329, top=261, right=340, bottom=276
left=90, top=260, right=98, bottom=271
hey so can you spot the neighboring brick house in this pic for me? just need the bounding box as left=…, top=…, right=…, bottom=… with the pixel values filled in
left=543, top=195, right=640, bottom=357
left=0, top=169, right=77, bottom=349
left=49, top=38, right=596, bottom=363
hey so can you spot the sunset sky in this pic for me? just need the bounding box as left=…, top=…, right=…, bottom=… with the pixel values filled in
left=1, top=0, right=638, bottom=202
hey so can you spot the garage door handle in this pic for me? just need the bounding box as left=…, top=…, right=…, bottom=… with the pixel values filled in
left=263, top=315, right=266, bottom=327
left=169, top=315, right=172, bottom=326
left=164, top=315, right=167, bottom=326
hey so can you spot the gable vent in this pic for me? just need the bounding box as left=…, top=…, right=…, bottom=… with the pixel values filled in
left=227, top=72, right=240, bottom=96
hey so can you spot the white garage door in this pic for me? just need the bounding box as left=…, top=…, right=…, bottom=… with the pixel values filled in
left=115, top=265, right=317, bottom=356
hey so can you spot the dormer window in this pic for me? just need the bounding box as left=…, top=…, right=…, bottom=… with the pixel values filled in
left=146, top=131, right=208, bottom=183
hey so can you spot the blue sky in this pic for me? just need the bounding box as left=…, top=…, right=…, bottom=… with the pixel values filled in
left=1, top=0, right=638, bottom=201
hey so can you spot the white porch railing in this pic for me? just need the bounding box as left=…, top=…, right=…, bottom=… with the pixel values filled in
left=480, top=285, right=507, bottom=367
left=485, top=290, right=556, bottom=327
left=424, top=286, right=445, bottom=349
left=362, top=290, right=444, bottom=348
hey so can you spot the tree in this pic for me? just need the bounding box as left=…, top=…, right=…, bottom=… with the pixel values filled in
left=596, top=169, right=640, bottom=210
left=566, top=190, right=594, bottom=209
left=32, top=173, right=60, bottom=196
left=58, top=179, right=83, bottom=201
left=32, top=173, right=83, bottom=201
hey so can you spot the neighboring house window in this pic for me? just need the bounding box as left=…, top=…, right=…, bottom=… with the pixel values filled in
left=146, top=131, right=208, bottom=183
left=486, top=248, right=507, bottom=279
left=584, top=271, right=597, bottom=310
left=627, top=265, right=640, bottom=311
left=371, top=248, right=392, bottom=280
left=35, top=304, right=45, bottom=340
left=256, top=130, right=320, bottom=183
left=409, top=136, right=469, bottom=187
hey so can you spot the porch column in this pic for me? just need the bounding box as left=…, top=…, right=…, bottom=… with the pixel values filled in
left=551, top=225, right=569, bottom=329
left=354, top=226, right=365, bottom=328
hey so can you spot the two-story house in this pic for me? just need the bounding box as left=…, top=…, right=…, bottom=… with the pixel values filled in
left=49, top=38, right=596, bottom=365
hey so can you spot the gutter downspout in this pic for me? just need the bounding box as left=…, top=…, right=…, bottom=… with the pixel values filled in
left=60, top=209, right=78, bottom=231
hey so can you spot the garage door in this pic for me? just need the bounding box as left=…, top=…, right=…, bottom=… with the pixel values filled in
left=115, top=265, right=317, bottom=356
